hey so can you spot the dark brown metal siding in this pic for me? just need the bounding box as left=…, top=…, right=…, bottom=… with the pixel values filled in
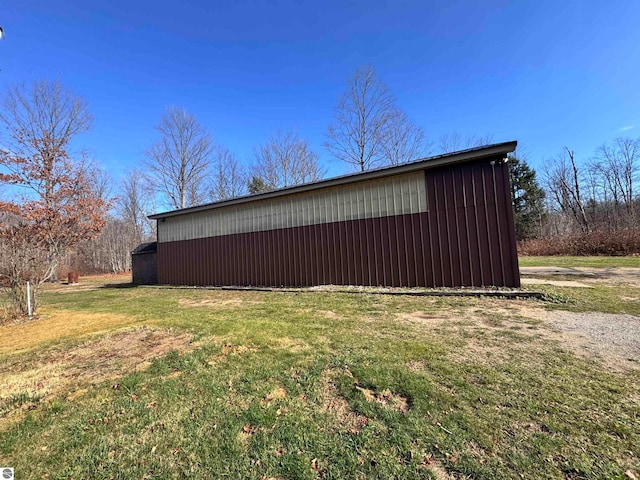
left=157, top=157, right=520, bottom=288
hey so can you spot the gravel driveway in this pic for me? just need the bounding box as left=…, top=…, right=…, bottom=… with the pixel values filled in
left=536, top=310, right=640, bottom=371
left=520, top=265, right=640, bottom=371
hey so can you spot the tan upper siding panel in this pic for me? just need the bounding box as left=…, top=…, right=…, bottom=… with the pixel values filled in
left=158, top=171, right=427, bottom=243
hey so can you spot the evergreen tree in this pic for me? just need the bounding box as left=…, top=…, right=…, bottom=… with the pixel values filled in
left=508, top=155, right=546, bottom=240
left=247, top=176, right=269, bottom=194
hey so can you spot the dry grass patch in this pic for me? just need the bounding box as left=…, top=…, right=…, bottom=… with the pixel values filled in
left=0, top=327, right=194, bottom=429
left=177, top=290, right=264, bottom=309
left=179, top=298, right=247, bottom=308
left=261, top=386, right=287, bottom=405
left=208, top=343, right=259, bottom=366
left=397, top=307, right=540, bottom=366
left=39, top=273, right=132, bottom=294
left=355, top=385, right=409, bottom=413
left=320, top=369, right=369, bottom=434
left=396, top=311, right=453, bottom=327
left=269, top=336, right=312, bottom=352
left=221, top=343, right=256, bottom=355
left=0, top=309, right=143, bottom=356
left=422, top=456, right=468, bottom=480
left=567, top=267, right=640, bottom=287
left=315, top=310, right=341, bottom=320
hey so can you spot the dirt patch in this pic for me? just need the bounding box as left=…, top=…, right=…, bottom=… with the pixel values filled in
left=406, top=360, right=426, bottom=372
left=320, top=369, right=369, bottom=434
left=0, top=327, right=195, bottom=421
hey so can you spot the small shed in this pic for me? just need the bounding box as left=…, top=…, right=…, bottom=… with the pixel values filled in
left=131, top=242, right=158, bottom=285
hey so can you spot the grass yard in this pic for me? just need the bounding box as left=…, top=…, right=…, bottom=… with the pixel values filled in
left=518, top=255, right=640, bottom=268
left=1, top=271, right=639, bottom=479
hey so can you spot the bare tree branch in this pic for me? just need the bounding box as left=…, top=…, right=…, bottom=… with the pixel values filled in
left=209, top=146, right=247, bottom=201
left=597, top=137, right=639, bottom=217
left=381, top=107, right=430, bottom=165
left=438, top=133, right=494, bottom=154
left=253, top=129, right=325, bottom=189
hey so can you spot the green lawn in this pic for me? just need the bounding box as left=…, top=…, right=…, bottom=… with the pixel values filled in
left=519, top=255, right=640, bottom=268
left=0, top=277, right=639, bottom=479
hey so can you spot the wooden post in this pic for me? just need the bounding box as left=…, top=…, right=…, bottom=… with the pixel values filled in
left=27, top=281, right=32, bottom=317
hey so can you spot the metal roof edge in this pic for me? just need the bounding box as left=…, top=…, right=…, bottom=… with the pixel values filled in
left=148, top=141, right=517, bottom=220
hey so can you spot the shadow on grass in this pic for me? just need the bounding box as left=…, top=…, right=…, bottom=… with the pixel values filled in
left=101, top=283, right=137, bottom=289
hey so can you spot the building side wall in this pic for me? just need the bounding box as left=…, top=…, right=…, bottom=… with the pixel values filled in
left=132, top=252, right=158, bottom=285
left=158, top=171, right=427, bottom=243
left=157, top=158, right=520, bottom=288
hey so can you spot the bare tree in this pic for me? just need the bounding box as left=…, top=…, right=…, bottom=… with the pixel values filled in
left=438, top=133, right=495, bottom=154
left=325, top=66, right=397, bottom=171
left=119, top=169, right=156, bottom=241
left=0, top=80, right=93, bottom=166
left=544, top=148, right=590, bottom=233
left=145, top=106, right=213, bottom=210
left=597, top=137, right=639, bottom=218
left=210, top=146, right=247, bottom=201
left=88, top=162, right=114, bottom=201
left=0, top=80, right=108, bottom=316
left=381, top=107, right=430, bottom=165
left=253, top=129, right=325, bottom=189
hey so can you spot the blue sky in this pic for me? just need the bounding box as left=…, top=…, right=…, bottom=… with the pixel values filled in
left=1, top=0, right=639, bottom=181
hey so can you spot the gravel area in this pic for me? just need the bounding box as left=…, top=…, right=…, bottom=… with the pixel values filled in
left=537, top=310, right=640, bottom=371
left=520, top=266, right=640, bottom=286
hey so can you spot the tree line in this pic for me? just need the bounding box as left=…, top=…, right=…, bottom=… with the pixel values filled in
left=517, top=139, right=640, bottom=255
left=504, top=136, right=640, bottom=253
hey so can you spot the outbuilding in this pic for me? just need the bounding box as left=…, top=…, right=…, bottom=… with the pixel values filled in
left=131, top=241, right=158, bottom=285
left=148, top=142, right=520, bottom=288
